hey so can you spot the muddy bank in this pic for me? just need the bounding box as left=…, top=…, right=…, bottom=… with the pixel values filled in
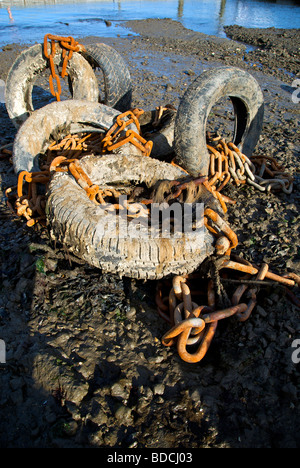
left=0, top=20, right=300, bottom=448
left=122, top=19, right=300, bottom=82
left=224, top=25, right=300, bottom=80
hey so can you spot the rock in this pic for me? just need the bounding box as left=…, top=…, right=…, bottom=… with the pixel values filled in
left=153, top=383, right=165, bottom=395
left=110, top=379, right=131, bottom=401
left=114, top=403, right=133, bottom=426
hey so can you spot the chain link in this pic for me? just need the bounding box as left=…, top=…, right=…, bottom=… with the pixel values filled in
left=43, top=34, right=85, bottom=102
left=206, top=134, right=293, bottom=195
left=101, top=108, right=153, bottom=156
left=156, top=253, right=299, bottom=363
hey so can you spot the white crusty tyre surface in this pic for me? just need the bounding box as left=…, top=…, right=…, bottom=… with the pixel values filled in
left=46, top=153, right=215, bottom=280
left=174, top=66, right=264, bottom=176
left=5, top=43, right=99, bottom=128
left=12, top=100, right=142, bottom=174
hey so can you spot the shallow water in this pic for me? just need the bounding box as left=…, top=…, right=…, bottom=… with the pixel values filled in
left=0, top=0, right=299, bottom=48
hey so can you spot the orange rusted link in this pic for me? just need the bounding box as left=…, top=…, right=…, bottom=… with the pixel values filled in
left=208, top=173, right=219, bottom=187
left=173, top=302, right=204, bottom=340
left=244, top=260, right=296, bottom=287
left=215, top=236, right=231, bottom=256
left=48, top=54, right=56, bottom=80
left=236, top=297, right=257, bottom=322
left=177, top=320, right=218, bottom=363
left=172, top=275, right=187, bottom=299
left=210, top=152, right=216, bottom=176
left=161, top=316, right=205, bottom=348
left=127, top=129, right=153, bottom=156
left=17, top=171, right=48, bottom=198
left=221, top=260, right=258, bottom=276
left=204, top=208, right=238, bottom=251
left=86, top=185, right=102, bottom=203
left=67, top=161, right=103, bottom=203
left=219, top=138, right=229, bottom=156
left=215, top=192, right=228, bottom=212
left=17, top=171, right=30, bottom=197
left=68, top=161, right=90, bottom=190
left=265, top=271, right=295, bottom=287
left=230, top=263, right=267, bottom=322
left=203, top=180, right=228, bottom=213
left=43, top=33, right=53, bottom=58
left=119, top=129, right=153, bottom=156
left=216, top=171, right=230, bottom=192
left=49, top=73, right=62, bottom=100
left=63, top=136, right=77, bottom=150
left=70, top=160, right=93, bottom=184
left=283, top=272, right=300, bottom=287
left=181, top=282, right=193, bottom=318
left=49, top=156, right=68, bottom=172
left=44, top=34, right=84, bottom=101
left=207, top=143, right=221, bottom=159
left=116, top=110, right=141, bottom=133
left=61, top=37, right=83, bottom=52
left=201, top=303, right=248, bottom=323
left=232, top=283, right=249, bottom=305
left=61, top=49, right=73, bottom=78
left=219, top=193, right=236, bottom=205
left=228, top=141, right=242, bottom=157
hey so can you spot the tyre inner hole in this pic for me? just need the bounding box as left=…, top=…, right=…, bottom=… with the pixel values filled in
left=206, top=96, right=238, bottom=143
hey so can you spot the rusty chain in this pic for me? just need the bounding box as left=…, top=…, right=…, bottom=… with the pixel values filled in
left=156, top=252, right=300, bottom=363
left=101, top=108, right=153, bottom=157
left=43, top=34, right=85, bottom=102
left=206, top=133, right=293, bottom=195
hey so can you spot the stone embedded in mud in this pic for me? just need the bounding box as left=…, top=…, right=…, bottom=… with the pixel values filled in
left=114, top=403, right=134, bottom=426
left=110, top=379, right=131, bottom=401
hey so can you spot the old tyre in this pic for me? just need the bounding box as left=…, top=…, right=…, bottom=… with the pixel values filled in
left=174, top=66, right=264, bottom=176
left=82, top=43, right=132, bottom=112
left=46, top=153, right=215, bottom=280
left=5, top=43, right=99, bottom=128
left=12, top=100, right=142, bottom=174
left=6, top=42, right=132, bottom=128
left=139, top=106, right=177, bottom=159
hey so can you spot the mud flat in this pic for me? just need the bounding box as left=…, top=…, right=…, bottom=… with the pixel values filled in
left=0, top=20, right=299, bottom=448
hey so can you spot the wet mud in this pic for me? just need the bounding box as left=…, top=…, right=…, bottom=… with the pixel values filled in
left=0, top=19, right=299, bottom=448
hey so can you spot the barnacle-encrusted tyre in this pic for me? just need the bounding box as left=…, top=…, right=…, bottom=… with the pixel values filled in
left=12, top=100, right=142, bottom=174
left=174, top=66, right=264, bottom=176
left=46, top=153, right=215, bottom=280
left=5, top=42, right=132, bottom=128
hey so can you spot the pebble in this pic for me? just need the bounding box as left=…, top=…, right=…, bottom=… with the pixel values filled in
left=114, top=403, right=133, bottom=425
